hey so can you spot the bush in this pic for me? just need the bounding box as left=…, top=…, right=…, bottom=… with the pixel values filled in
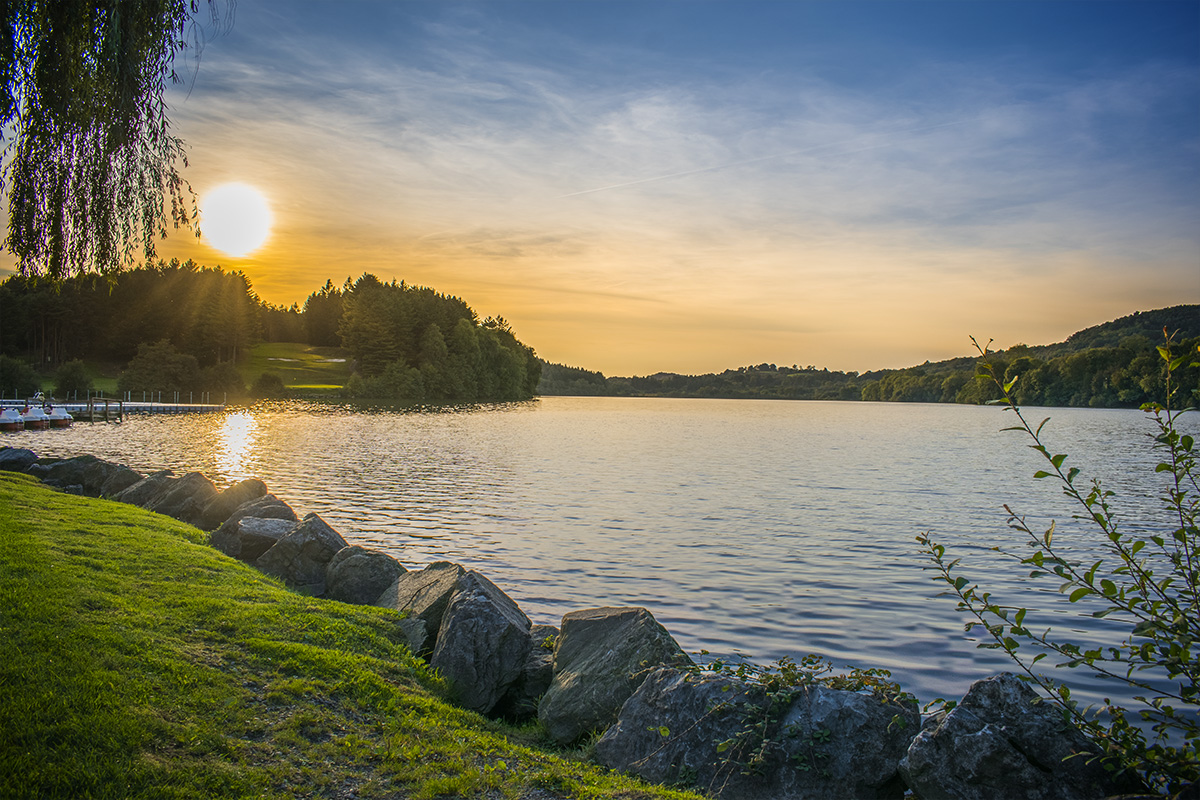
left=53, top=359, right=93, bottom=397
left=918, top=333, right=1199, bottom=793
left=0, top=355, right=40, bottom=398
left=250, top=372, right=286, bottom=398
left=117, top=340, right=200, bottom=394
left=200, top=362, right=246, bottom=397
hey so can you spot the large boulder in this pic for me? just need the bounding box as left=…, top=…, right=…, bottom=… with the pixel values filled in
left=254, top=512, right=348, bottom=595
left=24, top=457, right=61, bottom=481
left=430, top=570, right=533, bottom=715
left=98, top=464, right=143, bottom=497
left=0, top=447, right=38, bottom=473
left=899, top=673, right=1122, bottom=800
left=211, top=517, right=296, bottom=563
left=40, top=454, right=102, bottom=491
left=374, top=561, right=466, bottom=655
left=197, top=478, right=269, bottom=531
left=211, top=493, right=298, bottom=542
left=595, top=667, right=919, bottom=799
left=145, top=471, right=218, bottom=525
left=114, top=469, right=177, bottom=507
left=325, top=546, right=406, bottom=605
left=493, top=623, right=559, bottom=720
left=538, top=606, right=692, bottom=746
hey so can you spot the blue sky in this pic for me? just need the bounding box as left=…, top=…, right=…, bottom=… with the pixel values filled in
left=147, top=0, right=1200, bottom=374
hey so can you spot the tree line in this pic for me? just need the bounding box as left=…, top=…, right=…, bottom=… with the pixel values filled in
left=0, top=261, right=541, bottom=401
left=538, top=306, right=1199, bottom=409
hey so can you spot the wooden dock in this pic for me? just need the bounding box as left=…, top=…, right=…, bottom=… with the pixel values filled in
left=1, top=398, right=225, bottom=423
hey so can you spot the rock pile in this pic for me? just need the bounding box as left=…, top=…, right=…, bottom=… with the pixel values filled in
left=1, top=445, right=1151, bottom=799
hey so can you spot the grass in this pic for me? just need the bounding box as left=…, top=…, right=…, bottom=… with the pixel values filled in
left=243, top=343, right=352, bottom=392
left=0, top=472, right=704, bottom=800
left=26, top=343, right=351, bottom=398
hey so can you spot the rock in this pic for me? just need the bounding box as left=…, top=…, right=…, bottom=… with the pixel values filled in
left=0, top=447, right=38, bottom=472
left=538, top=606, right=692, bottom=746
left=254, top=512, right=348, bottom=595
left=210, top=493, right=299, bottom=545
left=145, top=471, right=218, bottom=525
left=197, top=478, right=269, bottom=531
left=899, top=673, right=1121, bottom=800
left=114, top=469, right=177, bottom=507
left=325, top=546, right=406, bottom=605
left=595, top=667, right=918, bottom=799
left=494, top=623, right=559, bottom=720
left=40, top=454, right=101, bottom=490
left=395, top=617, right=429, bottom=656
left=98, top=464, right=143, bottom=497
left=430, top=570, right=533, bottom=715
left=24, top=458, right=59, bottom=480
left=211, top=516, right=296, bottom=562
left=374, top=561, right=466, bottom=655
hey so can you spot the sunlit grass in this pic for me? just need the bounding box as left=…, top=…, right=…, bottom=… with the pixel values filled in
left=245, top=342, right=352, bottom=391
left=0, top=472, right=703, bottom=800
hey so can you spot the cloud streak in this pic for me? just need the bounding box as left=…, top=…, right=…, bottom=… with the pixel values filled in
left=147, top=1, right=1200, bottom=375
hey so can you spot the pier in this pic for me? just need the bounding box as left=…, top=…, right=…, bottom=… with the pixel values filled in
left=1, top=397, right=225, bottom=423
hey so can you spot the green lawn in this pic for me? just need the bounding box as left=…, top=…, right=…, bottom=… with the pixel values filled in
left=244, top=342, right=353, bottom=391
left=0, top=472, right=701, bottom=800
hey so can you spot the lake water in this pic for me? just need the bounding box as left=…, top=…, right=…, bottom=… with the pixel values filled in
left=7, top=396, right=1192, bottom=712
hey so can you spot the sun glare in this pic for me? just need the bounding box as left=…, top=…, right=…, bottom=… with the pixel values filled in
left=201, top=183, right=273, bottom=257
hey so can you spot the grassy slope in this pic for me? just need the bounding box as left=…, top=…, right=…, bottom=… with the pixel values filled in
left=0, top=473, right=700, bottom=800
left=243, top=343, right=353, bottom=391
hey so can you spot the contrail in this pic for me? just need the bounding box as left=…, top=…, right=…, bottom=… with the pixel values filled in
left=557, top=118, right=977, bottom=199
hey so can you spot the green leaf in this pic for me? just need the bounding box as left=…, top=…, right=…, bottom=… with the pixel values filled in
left=1068, top=587, right=1093, bottom=602
left=1034, top=470, right=1053, bottom=479
left=1100, top=579, right=1117, bottom=597
left=1050, top=453, right=1067, bottom=469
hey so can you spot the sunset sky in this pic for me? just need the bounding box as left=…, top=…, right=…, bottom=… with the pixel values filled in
left=24, top=1, right=1200, bottom=375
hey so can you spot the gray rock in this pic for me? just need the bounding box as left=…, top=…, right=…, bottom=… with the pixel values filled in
left=595, top=667, right=918, bottom=799
left=0, top=447, right=38, bottom=472
left=197, top=478, right=269, bottom=531
left=114, top=469, right=177, bottom=507
left=494, top=623, right=559, bottom=720
left=899, top=673, right=1121, bottom=800
left=25, top=458, right=59, bottom=480
left=325, top=545, right=406, bottom=605
left=211, top=493, right=299, bottom=544
left=145, top=471, right=218, bottom=525
left=430, top=570, right=532, bottom=715
left=254, top=512, right=348, bottom=595
left=98, top=464, right=143, bottom=497
left=374, top=561, right=466, bottom=655
left=396, top=617, right=429, bottom=656
left=211, top=516, right=296, bottom=562
left=538, top=606, right=692, bottom=746
left=41, top=455, right=102, bottom=491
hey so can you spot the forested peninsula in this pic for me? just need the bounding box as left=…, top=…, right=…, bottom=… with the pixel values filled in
left=0, top=262, right=540, bottom=403
left=540, top=305, right=1200, bottom=408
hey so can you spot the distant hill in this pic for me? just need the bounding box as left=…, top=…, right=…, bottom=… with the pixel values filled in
left=538, top=305, right=1200, bottom=408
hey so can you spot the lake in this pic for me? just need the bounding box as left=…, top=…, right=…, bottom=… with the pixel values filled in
left=8, top=396, right=1191, bottom=711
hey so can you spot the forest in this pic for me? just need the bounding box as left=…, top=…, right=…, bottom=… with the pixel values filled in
left=538, top=305, right=1200, bottom=408
left=0, top=261, right=541, bottom=402
left=1, top=262, right=1194, bottom=408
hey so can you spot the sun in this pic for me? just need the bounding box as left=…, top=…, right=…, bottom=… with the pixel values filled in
left=201, top=182, right=273, bottom=257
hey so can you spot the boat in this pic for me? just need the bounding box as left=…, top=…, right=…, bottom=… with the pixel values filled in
left=46, top=405, right=73, bottom=428
left=0, top=408, right=22, bottom=432
left=20, top=406, right=49, bottom=430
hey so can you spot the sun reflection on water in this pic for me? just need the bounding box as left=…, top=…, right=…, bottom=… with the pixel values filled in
left=215, top=410, right=259, bottom=484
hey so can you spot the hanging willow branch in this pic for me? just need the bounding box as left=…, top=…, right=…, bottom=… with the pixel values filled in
left=0, top=0, right=231, bottom=278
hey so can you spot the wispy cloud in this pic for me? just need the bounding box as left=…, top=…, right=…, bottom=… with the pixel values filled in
left=150, top=2, right=1199, bottom=374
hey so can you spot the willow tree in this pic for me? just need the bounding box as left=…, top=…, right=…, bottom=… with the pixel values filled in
left=1, top=0, right=228, bottom=278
